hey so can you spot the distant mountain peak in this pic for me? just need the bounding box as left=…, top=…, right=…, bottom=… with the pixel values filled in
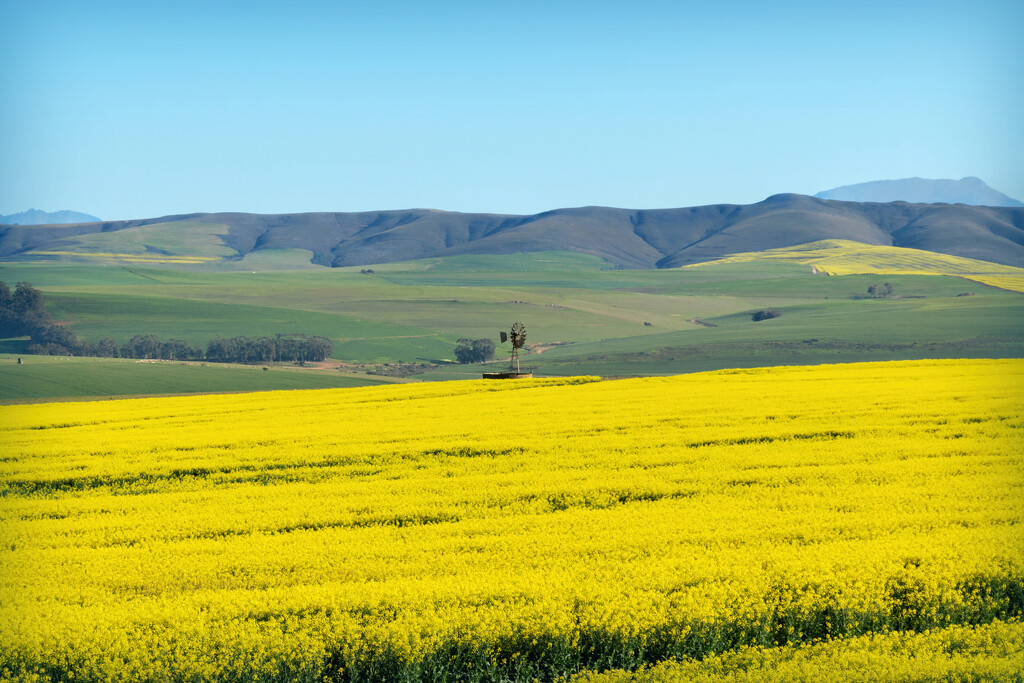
left=814, top=177, right=1023, bottom=207
left=0, top=209, right=102, bottom=225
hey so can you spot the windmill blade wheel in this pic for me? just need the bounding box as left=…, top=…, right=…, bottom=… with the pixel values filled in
left=510, top=322, right=526, bottom=349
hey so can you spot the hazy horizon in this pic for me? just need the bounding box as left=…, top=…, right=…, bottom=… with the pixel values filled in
left=2, top=0, right=1021, bottom=221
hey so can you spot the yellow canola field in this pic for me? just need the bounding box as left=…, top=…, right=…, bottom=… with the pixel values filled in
left=22, top=251, right=220, bottom=264
left=1, top=360, right=1022, bottom=682
left=687, top=239, right=1024, bottom=293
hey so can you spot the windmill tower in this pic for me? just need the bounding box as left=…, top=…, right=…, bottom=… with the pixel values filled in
left=501, top=321, right=526, bottom=373
left=485, top=321, right=532, bottom=379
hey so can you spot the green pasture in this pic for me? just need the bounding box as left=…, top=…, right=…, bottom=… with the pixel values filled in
left=41, top=292, right=431, bottom=342
left=2, top=250, right=1022, bottom=397
left=0, top=264, right=183, bottom=287
left=360, top=251, right=614, bottom=273
left=526, top=287, right=1024, bottom=376
left=650, top=270, right=999, bottom=299
left=222, top=248, right=320, bottom=270
left=535, top=293, right=1023, bottom=354
left=0, top=355, right=388, bottom=402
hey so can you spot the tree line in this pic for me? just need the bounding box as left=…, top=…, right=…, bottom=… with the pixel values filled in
left=1, top=281, right=333, bottom=362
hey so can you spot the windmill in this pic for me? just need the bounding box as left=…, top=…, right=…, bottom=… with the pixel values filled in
left=499, top=321, right=526, bottom=374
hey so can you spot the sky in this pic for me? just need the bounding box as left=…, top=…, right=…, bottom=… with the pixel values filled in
left=1, top=0, right=1021, bottom=220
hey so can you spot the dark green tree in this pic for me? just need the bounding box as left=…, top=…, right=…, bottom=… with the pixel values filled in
left=751, top=309, right=782, bottom=321
left=868, top=283, right=895, bottom=298
left=454, top=338, right=496, bottom=363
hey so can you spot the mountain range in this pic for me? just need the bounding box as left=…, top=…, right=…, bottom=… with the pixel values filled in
left=2, top=194, right=1023, bottom=269
left=0, top=209, right=101, bottom=225
left=815, top=177, right=1023, bottom=207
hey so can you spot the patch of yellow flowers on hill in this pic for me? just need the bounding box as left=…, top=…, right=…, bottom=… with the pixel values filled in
left=22, top=250, right=220, bottom=264
left=1, top=360, right=1022, bottom=681
left=688, top=239, right=1024, bottom=293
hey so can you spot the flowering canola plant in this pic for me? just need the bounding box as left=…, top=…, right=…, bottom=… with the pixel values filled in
left=1, top=360, right=1021, bottom=681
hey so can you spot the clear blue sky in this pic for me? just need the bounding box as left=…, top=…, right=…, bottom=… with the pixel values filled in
left=2, top=0, right=1021, bottom=220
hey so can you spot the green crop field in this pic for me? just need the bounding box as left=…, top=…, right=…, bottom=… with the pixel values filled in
left=0, top=355, right=390, bottom=402
left=3, top=245, right=1023, bottom=398
left=42, top=292, right=448, bottom=353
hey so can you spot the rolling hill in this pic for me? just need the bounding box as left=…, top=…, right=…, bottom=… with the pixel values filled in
left=2, top=195, right=1023, bottom=270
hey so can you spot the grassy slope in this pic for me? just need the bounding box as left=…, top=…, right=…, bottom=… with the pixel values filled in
left=25, top=220, right=238, bottom=262
left=0, top=355, right=388, bottom=402
left=2, top=245, right=1022, bottom=393
left=43, top=291, right=455, bottom=360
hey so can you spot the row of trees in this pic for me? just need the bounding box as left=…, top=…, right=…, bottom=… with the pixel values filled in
left=1, top=281, right=333, bottom=363
left=206, top=335, right=333, bottom=363
left=96, top=335, right=203, bottom=361
left=79, top=334, right=334, bottom=363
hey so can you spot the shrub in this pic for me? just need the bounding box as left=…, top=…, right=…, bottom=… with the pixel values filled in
left=868, top=283, right=895, bottom=298
left=751, top=309, right=782, bottom=322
